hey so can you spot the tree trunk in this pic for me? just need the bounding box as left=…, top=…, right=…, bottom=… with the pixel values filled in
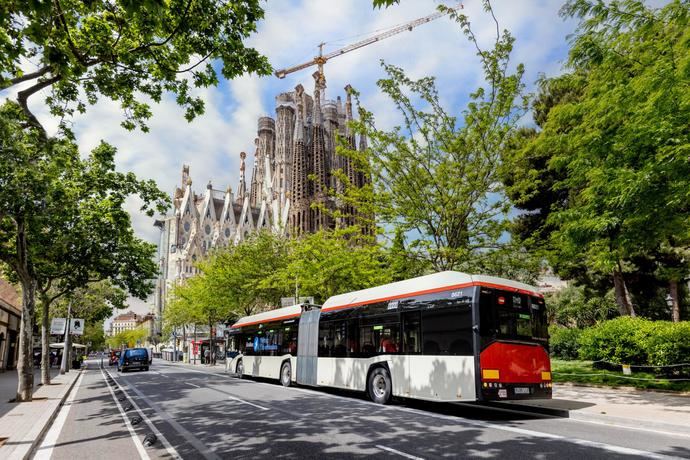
left=16, top=275, right=36, bottom=402
left=670, top=280, right=680, bottom=323
left=40, top=297, right=51, bottom=385
left=15, top=219, right=35, bottom=402
left=612, top=268, right=633, bottom=316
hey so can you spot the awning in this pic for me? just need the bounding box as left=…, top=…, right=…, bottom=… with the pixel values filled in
left=49, top=343, right=87, bottom=349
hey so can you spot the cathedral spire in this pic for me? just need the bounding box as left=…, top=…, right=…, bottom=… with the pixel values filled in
left=236, top=151, right=247, bottom=204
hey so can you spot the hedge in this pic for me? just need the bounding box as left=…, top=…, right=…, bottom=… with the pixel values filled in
left=577, top=317, right=690, bottom=366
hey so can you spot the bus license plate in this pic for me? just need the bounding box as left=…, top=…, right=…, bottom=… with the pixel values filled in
left=514, top=387, right=530, bottom=395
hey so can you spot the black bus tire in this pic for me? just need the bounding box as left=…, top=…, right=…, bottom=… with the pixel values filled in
left=368, top=367, right=392, bottom=404
left=280, top=361, right=292, bottom=387
left=236, top=360, right=244, bottom=378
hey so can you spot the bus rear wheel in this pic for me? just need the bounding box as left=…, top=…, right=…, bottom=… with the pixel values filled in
left=368, top=367, right=392, bottom=404
left=280, top=361, right=292, bottom=387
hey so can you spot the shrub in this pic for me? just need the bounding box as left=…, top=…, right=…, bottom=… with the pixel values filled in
left=645, top=321, right=690, bottom=367
left=549, top=326, right=582, bottom=360
left=578, top=317, right=654, bottom=365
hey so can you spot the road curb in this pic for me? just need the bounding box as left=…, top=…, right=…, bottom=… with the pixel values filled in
left=25, top=368, right=84, bottom=460
left=567, top=411, right=690, bottom=437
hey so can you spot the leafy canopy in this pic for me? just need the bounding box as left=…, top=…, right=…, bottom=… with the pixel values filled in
left=0, top=0, right=271, bottom=134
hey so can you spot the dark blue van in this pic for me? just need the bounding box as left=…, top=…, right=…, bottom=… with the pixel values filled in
left=118, top=348, right=150, bottom=372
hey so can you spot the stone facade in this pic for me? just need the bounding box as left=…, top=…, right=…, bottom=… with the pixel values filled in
left=153, top=77, right=371, bottom=334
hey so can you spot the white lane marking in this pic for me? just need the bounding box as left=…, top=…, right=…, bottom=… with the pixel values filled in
left=185, top=382, right=200, bottom=388
left=106, top=370, right=181, bottom=460
left=118, top=373, right=221, bottom=460
left=376, top=445, right=424, bottom=460
left=101, top=369, right=151, bottom=460
left=34, top=371, right=86, bottom=459
left=228, top=395, right=269, bottom=411
left=157, top=363, right=680, bottom=458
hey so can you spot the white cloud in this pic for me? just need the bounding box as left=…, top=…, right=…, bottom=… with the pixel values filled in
left=1, top=0, right=579, bottom=246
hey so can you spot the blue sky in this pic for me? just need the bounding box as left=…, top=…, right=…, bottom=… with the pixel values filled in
left=0, top=0, right=591, bottom=316
left=5, top=0, right=584, bottom=249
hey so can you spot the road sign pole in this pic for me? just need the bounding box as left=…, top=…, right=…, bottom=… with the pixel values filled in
left=60, top=300, right=72, bottom=374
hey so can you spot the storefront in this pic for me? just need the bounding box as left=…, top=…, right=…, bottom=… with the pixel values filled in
left=0, top=279, right=21, bottom=371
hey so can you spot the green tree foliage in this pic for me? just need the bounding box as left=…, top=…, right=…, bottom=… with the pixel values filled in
left=0, top=0, right=271, bottom=135
left=275, top=228, right=392, bottom=304
left=545, top=285, right=618, bottom=328
left=0, top=102, right=165, bottom=399
left=107, top=327, right=148, bottom=349
left=504, top=0, right=690, bottom=318
left=341, top=2, right=537, bottom=280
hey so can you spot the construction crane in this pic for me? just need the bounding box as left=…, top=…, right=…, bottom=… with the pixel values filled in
left=274, top=3, right=463, bottom=80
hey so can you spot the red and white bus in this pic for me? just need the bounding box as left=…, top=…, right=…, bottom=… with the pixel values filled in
left=227, top=271, right=551, bottom=404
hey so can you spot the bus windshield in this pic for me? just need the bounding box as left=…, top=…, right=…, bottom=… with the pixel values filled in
left=479, top=289, right=548, bottom=342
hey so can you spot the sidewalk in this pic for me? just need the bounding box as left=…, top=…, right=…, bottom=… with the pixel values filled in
left=0, top=367, right=82, bottom=459
left=503, top=383, right=690, bottom=437
left=0, top=367, right=61, bottom=417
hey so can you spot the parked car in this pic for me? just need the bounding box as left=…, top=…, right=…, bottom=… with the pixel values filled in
left=118, top=348, right=150, bottom=372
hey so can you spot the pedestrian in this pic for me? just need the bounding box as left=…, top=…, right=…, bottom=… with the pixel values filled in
left=204, top=348, right=210, bottom=365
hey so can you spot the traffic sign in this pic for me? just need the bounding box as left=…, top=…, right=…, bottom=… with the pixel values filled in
left=50, top=318, right=66, bottom=335
left=70, top=318, right=85, bottom=335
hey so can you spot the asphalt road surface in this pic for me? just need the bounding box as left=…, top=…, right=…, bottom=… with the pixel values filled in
left=34, top=360, right=690, bottom=459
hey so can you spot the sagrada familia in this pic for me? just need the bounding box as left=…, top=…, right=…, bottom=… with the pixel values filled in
left=153, top=73, right=371, bottom=325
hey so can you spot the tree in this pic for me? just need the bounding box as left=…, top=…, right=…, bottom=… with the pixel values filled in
left=341, top=2, right=531, bottom=276
left=0, top=0, right=271, bottom=136
left=274, top=228, right=392, bottom=304
left=0, top=102, right=165, bottom=400
left=506, top=0, right=690, bottom=317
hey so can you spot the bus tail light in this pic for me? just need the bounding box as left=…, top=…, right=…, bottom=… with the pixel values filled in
left=482, top=369, right=500, bottom=380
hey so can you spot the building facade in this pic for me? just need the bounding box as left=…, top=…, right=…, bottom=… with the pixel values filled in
left=0, top=278, right=21, bottom=371
left=110, top=311, right=141, bottom=336
left=153, top=76, right=371, bottom=333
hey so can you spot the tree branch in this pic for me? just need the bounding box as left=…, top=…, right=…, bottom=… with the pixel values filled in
left=2, top=66, right=52, bottom=90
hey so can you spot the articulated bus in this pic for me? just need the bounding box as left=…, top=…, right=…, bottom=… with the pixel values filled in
left=227, top=271, right=551, bottom=404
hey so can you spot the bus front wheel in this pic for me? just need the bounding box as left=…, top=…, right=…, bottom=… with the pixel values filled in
left=280, top=361, right=292, bottom=387
left=368, top=367, right=392, bottom=404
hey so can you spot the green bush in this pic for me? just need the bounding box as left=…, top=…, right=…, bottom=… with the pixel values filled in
left=578, top=317, right=653, bottom=365
left=549, top=326, right=582, bottom=360
left=645, top=321, right=690, bottom=366
left=578, top=317, right=690, bottom=366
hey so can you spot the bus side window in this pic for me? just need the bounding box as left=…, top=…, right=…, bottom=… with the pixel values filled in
left=402, top=311, right=421, bottom=354
left=422, top=304, right=472, bottom=355
left=346, top=319, right=359, bottom=356
left=332, top=321, right=347, bottom=357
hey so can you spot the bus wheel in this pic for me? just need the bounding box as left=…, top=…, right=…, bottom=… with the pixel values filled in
left=368, top=367, right=392, bottom=404
left=280, top=361, right=292, bottom=387
left=236, top=360, right=244, bottom=378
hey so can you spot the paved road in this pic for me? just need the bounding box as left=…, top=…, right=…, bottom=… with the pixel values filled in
left=35, top=360, right=690, bottom=459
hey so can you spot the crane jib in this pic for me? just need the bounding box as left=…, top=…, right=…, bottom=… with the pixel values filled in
left=273, top=3, right=463, bottom=79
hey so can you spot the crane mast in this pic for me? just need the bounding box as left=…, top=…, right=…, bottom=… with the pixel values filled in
left=274, top=4, right=463, bottom=80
